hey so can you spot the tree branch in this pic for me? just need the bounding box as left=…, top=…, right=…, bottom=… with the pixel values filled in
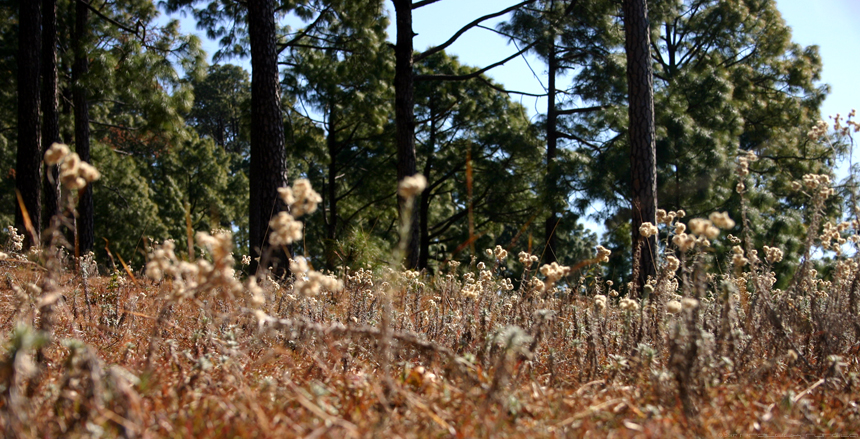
left=415, top=40, right=537, bottom=82
left=556, top=105, right=607, bottom=116
left=76, top=0, right=142, bottom=38
left=414, top=0, right=537, bottom=63
left=476, top=76, right=546, bottom=97
left=277, top=5, right=332, bottom=54
left=412, top=0, right=443, bottom=9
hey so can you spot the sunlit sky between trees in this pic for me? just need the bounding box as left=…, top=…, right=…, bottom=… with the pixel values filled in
left=162, top=0, right=860, bottom=237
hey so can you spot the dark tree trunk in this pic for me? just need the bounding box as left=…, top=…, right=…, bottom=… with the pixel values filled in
left=42, top=0, right=61, bottom=227
left=623, top=0, right=658, bottom=290
left=324, top=111, right=338, bottom=268
left=248, top=0, right=287, bottom=275
left=15, top=0, right=42, bottom=247
left=393, top=0, right=420, bottom=269
left=73, top=0, right=94, bottom=254
left=418, top=113, right=435, bottom=271
left=544, top=41, right=559, bottom=264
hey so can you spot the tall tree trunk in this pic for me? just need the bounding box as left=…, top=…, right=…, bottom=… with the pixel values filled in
left=73, top=0, right=94, bottom=254
left=42, top=0, right=61, bottom=227
left=544, top=41, right=559, bottom=264
left=324, top=111, right=338, bottom=268
left=16, top=0, right=42, bottom=247
left=418, top=113, right=435, bottom=271
left=623, top=0, right=658, bottom=290
left=393, top=0, right=420, bottom=269
left=248, top=0, right=287, bottom=275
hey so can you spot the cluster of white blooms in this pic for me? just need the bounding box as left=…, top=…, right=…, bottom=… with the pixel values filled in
left=269, top=179, right=322, bottom=247
left=672, top=232, right=697, bottom=252
left=820, top=221, right=850, bottom=254
left=657, top=209, right=685, bottom=225
left=619, top=297, right=639, bottom=312
left=736, top=151, right=758, bottom=193
left=737, top=150, right=757, bottom=178
left=666, top=300, right=682, bottom=314
left=501, top=278, right=514, bottom=291
left=289, top=256, right=343, bottom=298
left=731, top=246, right=748, bottom=269
left=639, top=222, right=658, bottom=238
left=518, top=251, right=538, bottom=268
left=4, top=225, right=24, bottom=252
left=763, top=245, right=784, bottom=263
left=709, top=212, right=735, bottom=230
left=595, top=245, right=611, bottom=262
left=807, top=120, right=829, bottom=140
left=665, top=255, right=680, bottom=273
left=398, top=174, right=427, bottom=198
left=681, top=297, right=699, bottom=310
left=796, top=173, right=835, bottom=198
left=593, top=294, right=607, bottom=311
left=688, top=218, right=720, bottom=240
left=44, top=142, right=100, bottom=190
left=486, top=245, right=508, bottom=261
left=540, top=262, right=571, bottom=284
left=146, top=231, right=245, bottom=301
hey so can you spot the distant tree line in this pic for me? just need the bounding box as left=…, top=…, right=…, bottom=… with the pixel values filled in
left=0, top=0, right=838, bottom=286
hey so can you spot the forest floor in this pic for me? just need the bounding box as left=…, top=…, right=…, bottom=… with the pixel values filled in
left=0, top=252, right=859, bottom=438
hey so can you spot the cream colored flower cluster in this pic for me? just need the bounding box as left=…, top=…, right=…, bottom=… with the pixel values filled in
left=820, top=221, right=851, bottom=254
left=43, top=142, right=100, bottom=190
left=540, top=262, right=570, bottom=284
left=638, top=222, right=658, bottom=238
left=518, top=251, right=538, bottom=268
left=270, top=179, right=322, bottom=247
left=146, top=232, right=246, bottom=301
left=398, top=174, right=427, bottom=198
left=794, top=174, right=835, bottom=198
left=5, top=225, right=24, bottom=252
left=731, top=245, right=748, bottom=269
left=619, top=297, right=639, bottom=312
left=763, top=245, right=784, bottom=263
left=290, top=256, right=344, bottom=297
left=736, top=150, right=757, bottom=193
left=486, top=245, right=508, bottom=261
left=671, top=212, right=734, bottom=252
left=593, top=294, right=607, bottom=311
left=807, top=120, right=829, bottom=140
left=657, top=209, right=686, bottom=225
left=665, top=255, right=680, bottom=273
left=595, top=245, right=611, bottom=262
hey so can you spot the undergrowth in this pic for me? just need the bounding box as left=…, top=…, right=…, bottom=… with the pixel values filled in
left=0, top=116, right=859, bottom=438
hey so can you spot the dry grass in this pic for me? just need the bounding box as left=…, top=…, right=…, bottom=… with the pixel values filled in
left=1, top=117, right=859, bottom=438
left=1, top=234, right=859, bottom=438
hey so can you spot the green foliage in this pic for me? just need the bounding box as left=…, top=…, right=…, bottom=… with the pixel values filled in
left=187, top=64, right=251, bottom=156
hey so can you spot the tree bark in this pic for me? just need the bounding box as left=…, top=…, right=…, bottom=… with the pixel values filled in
left=623, top=0, right=658, bottom=290
left=544, top=41, right=559, bottom=264
left=248, top=0, right=287, bottom=275
left=393, top=0, right=420, bottom=269
left=324, top=110, right=338, bottom=268
left=42, top=0, right=61, bottom=227
left=418, top=112, right=435, bottom=271
left=16, top=0, right=42, bottom=247
left=74, top=0, right=94, bottom=254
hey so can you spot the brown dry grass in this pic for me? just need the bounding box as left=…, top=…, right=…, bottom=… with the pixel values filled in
left=1, top=243, right=858, bottom=438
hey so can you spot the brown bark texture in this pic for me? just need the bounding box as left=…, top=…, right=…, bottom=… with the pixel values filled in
left=544, top=41, right=558, bottom=264
left=42, top=0, right=61, bottom=226
left=623, top=0, right=658, bottom=287
left=393, top=0, right=420, bottom=269
left=248, top=0, right=288, bottom=274
left=74, top=0, right=94, bottom=254
left=16, top=0, right=42, bottom=246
